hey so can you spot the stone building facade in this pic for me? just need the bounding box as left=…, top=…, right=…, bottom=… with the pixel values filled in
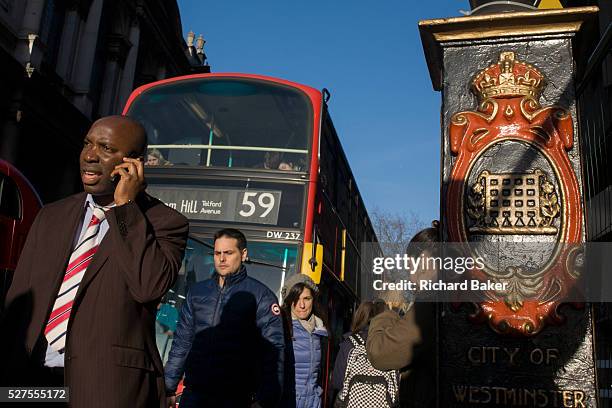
left=0, top=0, right=208, bottom=203
left=561, top=1, right=612, bottom=404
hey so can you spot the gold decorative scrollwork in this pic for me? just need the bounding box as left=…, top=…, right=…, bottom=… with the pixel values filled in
left=452, top=99, right=499, bottom=127
left=492, top=266, right=545, bottom=312
left=539, top=178, right=560, bottom=228
left=470, top=128, right=490, bottom=146
left=467, top=174, right=486, bottom=227
left=519, top=96, right=541, bottom=122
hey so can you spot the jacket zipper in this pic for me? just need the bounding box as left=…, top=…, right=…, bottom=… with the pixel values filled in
left=309, top=330, right=315, bottom=388
left=212, top=283, right=226, bottom=326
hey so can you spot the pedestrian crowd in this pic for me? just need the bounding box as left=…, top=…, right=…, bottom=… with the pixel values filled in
left=0, top=115, right=433, bottom=408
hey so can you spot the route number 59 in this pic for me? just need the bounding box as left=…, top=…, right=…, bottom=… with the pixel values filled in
left=239, top=192, right=276, bottom=218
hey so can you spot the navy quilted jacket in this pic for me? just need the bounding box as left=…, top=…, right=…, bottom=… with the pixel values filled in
left=164, top=265, right=285, bottom=407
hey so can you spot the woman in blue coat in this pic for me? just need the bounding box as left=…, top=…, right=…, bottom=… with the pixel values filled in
left=281, top=274, right=328, bottom=408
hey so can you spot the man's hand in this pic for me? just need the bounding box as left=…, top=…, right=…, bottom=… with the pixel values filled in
left=111, top=157, right=145, bottom=205
left=250, top=402, right=263, bottom=408
left=166, top=395, right=176, bottom=408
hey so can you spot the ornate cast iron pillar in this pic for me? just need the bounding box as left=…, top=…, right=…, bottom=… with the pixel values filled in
left=420, top=6, right=600, bottom=407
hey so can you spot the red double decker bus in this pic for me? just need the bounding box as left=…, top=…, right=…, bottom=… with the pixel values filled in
left=123, top=73, right=378, bottom=405
left=0, top=160, right=42, bottom=311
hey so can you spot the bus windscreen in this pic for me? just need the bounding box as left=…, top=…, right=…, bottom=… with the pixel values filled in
left=156, top=237, right=298, bottom=363
left=127, top=78, right=313, bottom=171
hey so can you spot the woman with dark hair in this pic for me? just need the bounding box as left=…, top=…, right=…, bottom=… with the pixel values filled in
left=331, top=299, right=391, bottom=406
left=281, top=274, right=328, bottom=408
left=410, top=220, right=440, bottom=244
left=349, top=299, right=387, bottom=334
left=367, top=221, right=440, bottom=408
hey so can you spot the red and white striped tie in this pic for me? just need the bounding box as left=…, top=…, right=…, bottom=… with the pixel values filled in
left=44, top=207, right=106, bottom=353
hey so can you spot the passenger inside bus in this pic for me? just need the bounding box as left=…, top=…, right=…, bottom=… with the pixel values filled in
left=254, top=151, right=282, bottom=169
left=253, top=151, right=303, bottom=171
left=278, top=162, right=293, bottom=171
left=146, top=148, right=172, bottom=166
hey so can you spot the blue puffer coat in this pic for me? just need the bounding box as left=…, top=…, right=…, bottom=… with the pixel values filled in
left=164, top=265, right=285, bottom=407
left=292, top=316, right=328, bottom=408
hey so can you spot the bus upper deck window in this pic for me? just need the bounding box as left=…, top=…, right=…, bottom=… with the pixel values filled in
left=128, top=78, right=312, bottom=171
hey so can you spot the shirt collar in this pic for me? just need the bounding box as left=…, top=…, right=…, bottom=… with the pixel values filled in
left=213, top=264, right=247, bottom=287
left=84, top=194, right=117, bottom=212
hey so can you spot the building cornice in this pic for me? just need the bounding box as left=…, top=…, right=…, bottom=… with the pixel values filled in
left=419, top=6, right=599, bottom=90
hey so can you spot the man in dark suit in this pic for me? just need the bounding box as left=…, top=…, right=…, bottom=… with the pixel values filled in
left=1, top=116, right=189, bottom=407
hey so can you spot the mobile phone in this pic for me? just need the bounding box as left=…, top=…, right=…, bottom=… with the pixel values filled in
left=111, top=153, right=142, bottom=184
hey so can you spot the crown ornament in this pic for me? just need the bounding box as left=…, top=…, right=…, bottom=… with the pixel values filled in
left=472, top=52, right=544, bottom=100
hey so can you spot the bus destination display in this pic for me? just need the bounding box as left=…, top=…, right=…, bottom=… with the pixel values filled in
left=147, top=185, right=282, bottom=225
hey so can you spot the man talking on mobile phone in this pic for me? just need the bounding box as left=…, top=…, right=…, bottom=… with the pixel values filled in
left=1, top=116, right=189, bottom=407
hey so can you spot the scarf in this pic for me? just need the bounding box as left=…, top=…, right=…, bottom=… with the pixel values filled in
left=291, top=311, right=323, bottom=334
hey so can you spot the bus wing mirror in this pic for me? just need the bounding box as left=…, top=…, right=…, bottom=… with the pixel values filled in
left=301, top=242, right=323, bottom=284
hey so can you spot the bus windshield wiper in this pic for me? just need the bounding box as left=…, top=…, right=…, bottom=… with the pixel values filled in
left=244, top=257, right=286, bottom=271
left=189, top=235, right=213, bottom=250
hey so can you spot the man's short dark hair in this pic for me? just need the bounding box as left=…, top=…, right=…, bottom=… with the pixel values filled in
left=214, top=228, right=247, bottom=251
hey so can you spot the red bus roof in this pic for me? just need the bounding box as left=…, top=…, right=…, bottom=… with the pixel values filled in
left=122, top=73, right=322, bottom=115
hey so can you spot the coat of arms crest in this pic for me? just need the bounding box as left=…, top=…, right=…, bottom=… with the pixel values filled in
left=446, top=51, right=583, bottom=335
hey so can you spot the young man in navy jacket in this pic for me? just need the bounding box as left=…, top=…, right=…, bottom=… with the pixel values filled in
left=165, top=228, right=285, bottom=408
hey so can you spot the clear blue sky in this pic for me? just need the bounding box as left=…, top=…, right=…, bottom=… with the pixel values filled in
left=178, top=1, right=471, bottom=222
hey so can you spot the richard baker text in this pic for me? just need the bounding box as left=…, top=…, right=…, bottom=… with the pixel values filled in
left=373, top=279, right=508, bottom=292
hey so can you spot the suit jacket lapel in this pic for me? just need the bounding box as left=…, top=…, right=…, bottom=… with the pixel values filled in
left=41, top=193, right=87, bottom=325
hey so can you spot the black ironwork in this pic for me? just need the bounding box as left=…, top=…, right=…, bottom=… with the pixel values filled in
left=577, top=22, right=612, bottom=242
left=577, top=12, right=612, bottom=407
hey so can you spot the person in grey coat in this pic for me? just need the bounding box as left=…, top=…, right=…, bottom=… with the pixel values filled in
left=281, top=274, right=328, bottom=408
